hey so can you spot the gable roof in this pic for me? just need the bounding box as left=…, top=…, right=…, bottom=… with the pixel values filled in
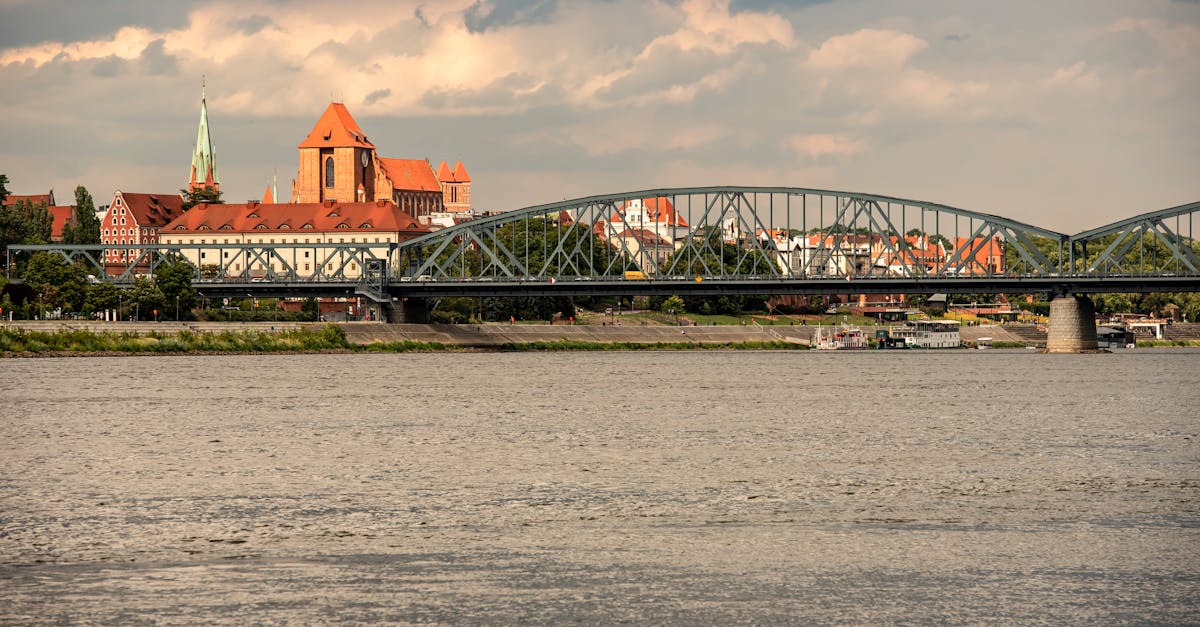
left=298, top=102, right=375, bottom=149
left=49, top=206, right=76, bottom=239
left=3, top=193, right=53, bottom=207
left=613, top=197, right=688, bottom=227
left=163, top=200, right=427, bottom=234
left=378, top=157, right=442, bottom=192
left=450, top=161, right=471, bottom=183
left=118, top=192, right=185, bottom=228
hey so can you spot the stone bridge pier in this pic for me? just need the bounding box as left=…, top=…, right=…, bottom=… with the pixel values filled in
left=1046, top=294, right=1099, bottom=353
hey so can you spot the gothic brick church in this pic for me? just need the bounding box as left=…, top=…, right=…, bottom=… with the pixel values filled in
left=292, top=103, right=471, bottom=218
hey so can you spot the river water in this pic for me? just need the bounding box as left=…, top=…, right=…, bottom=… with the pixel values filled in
left=1, top=350, right=1198, bottom=624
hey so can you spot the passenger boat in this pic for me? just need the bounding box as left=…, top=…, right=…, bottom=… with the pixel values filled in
left=813, top=325, right=868, bottom=350
left=888, top=320, right=962, bottom=349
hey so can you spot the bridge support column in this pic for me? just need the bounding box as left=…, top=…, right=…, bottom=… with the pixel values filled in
left=1046, top=294, right=1099, bottom=353
left=396, top=297, right=432, bottom=324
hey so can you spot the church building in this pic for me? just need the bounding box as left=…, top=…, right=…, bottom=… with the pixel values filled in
left=291, top=103, right=472, bottom=219
left=188, top=86, right=219, bottom=194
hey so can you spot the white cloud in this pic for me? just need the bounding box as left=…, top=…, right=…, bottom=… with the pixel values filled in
left=806, top=28, right=927, bottom=72
left=786, top=133, right=866, bottom=160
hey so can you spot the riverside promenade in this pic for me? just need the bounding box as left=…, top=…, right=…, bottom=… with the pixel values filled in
left=0, top=319, right=1050, bottom=347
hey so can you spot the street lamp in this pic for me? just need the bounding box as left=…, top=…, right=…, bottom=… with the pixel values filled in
left=175, top=295, right=180, bottom=321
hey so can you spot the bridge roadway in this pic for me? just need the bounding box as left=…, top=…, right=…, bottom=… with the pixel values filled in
left=191, top=274, right=1200, bottom=301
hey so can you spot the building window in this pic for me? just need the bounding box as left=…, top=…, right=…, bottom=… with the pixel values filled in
left=304, top=263, right=310, bottom=271
left=325, top=156, right=335, bottom=188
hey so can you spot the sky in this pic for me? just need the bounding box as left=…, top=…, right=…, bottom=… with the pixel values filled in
left=0, top=0, right=1196, bottom=233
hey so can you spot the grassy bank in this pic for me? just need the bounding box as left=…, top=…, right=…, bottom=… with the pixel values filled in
left=1, top=326, right=809, bottom=355
left=1, top=325, right=352, bottom=355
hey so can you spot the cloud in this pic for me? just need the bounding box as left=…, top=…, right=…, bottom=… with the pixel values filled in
left=463, top=0, right=558, bottom=33
left=230, top=14, right=273, bottom=36
left=0, top=0, right=1194, bottom=227
left=806, top=28, right=927, bottom=71
left=140, top=39, right=179, bottom=75
left=786, top=133, right=866, bottom=160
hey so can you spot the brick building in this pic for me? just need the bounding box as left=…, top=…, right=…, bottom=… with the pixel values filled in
left=291, top=102, right=472, bottom=218
left=100, top=191, right=184, bottom=266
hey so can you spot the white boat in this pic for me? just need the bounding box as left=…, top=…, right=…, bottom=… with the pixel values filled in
left=813, top=325, right=868, bottom=350
left=889, top=320, right=962, bottom=349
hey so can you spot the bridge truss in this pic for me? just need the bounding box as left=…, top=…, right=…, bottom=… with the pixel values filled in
left=8, top=187, right=1200, bottom=299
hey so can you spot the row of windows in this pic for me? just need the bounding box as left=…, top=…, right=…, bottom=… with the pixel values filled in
left=103, top=228, right=147, bottom=237
left=171, top=237, right=391, bottom=244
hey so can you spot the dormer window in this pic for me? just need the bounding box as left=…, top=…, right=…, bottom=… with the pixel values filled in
left=255, top=224, right=268, bottom=230
left=280, top=224, right=291, bottom=229
left=174, top=225, right=186, bottom=230
left=302, top=223, right=314, bottom=229
left=358, top=223, right=372, bottom=228
left=247, top=212, right=259, bottom=218
left=198, top=225, right=211, bottom=230
left=336, top=223, right=349, bottom=229
left=220, top=225, right=233, bottom=230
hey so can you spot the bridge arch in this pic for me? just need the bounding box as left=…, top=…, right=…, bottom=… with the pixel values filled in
left=1068, top=201, right=1200, bottom=275
left=396, top=186, right=1067, bottom=280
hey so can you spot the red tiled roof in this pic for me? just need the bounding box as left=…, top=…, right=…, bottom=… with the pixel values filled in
left=163, top=200, right=427, bottom=234
left=616, top=228, right=672, bottom=246
left=613, top=197, right=688, bottom=227
left=378, top=157, right=441, bottom=192
left=2, top=193, right=52, bottom=207
left=49, top=205, right=75, bottom=240
left=436, top=160, right=452, bottom=180
left=262, top=185, right=274, bottom=204
left=120, top=192, right=185, bottom=228
left=298, top=102, right=375, bottom=149
left=451, top=160, right=471, bottom=182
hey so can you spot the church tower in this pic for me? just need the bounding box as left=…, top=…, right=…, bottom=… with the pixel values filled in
left=188, top=83, right=220, bottom=193
left=294, top=102, right=376, bottom=203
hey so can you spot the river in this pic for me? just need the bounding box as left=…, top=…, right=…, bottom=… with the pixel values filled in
left=2, top=350, right=1198, bottom=623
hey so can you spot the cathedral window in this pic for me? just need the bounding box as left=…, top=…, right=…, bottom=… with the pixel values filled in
left=325, top=156, right=335, bottom=188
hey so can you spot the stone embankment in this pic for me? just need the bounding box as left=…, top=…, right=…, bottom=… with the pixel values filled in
left=342, top=322, right=811, bottom=347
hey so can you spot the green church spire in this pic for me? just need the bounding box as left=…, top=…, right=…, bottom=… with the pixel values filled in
left=189, top=78, right=219, bottom=192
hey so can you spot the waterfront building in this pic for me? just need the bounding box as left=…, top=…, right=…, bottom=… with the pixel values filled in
left=159, top=199, right=428, bottom=279
left=291, top=102, right=472, bottom=219
left=100, top=191, right=184, bottom=266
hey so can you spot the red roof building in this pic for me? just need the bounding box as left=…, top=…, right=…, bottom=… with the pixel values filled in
left=3, top=190, right=77, bottom=241
left=292, top=102, right=471, bottom=218
left=100, top=191, right=185, bottom=266
left=159, top=200, right=428, bottom=279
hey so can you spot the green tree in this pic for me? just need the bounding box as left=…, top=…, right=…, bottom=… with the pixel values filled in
left=129, top=276, right=165, bottom=320
left=660, top=295, right=686, bottom=315
left=0, top=173, right=9, bottom=204
left=24, top=252, right=87, bottom=312
left=1, top=198, right=52, bottom=257
left=63, top=185, right=101, bottom=245
left=301, top=297, right=319, bottom=321
left=180, top=186, right=223, bottom=211
left=154, top=257, right=197, bottom=319
left=83, top=282, right=120, bottom=314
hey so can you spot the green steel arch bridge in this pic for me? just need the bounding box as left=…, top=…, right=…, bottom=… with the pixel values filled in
left=10, top=186, right=1200, bottom=307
